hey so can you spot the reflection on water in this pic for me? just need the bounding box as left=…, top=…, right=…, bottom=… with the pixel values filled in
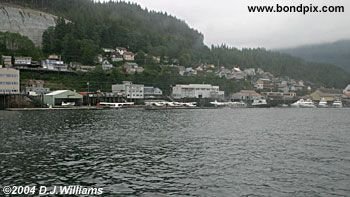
left=0, top=108, right=350, bottom=196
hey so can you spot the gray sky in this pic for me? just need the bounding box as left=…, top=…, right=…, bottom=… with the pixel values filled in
left=98, top=0, right=350, bottom=49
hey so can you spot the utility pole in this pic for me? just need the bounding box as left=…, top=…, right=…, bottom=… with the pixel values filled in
left=87, top=82, right=90, bottom=106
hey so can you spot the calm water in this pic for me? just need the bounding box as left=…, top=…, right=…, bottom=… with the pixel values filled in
left=0, top=108, right=349, bottom=196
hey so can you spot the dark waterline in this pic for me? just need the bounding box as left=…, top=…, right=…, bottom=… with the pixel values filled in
left=0, top=108, right=350, bottom=196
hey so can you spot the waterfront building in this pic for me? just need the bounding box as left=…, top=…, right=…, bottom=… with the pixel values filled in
left=310, top=88, right=343, bottom=102
left=43, top=90, right=83, bottom=106
left=144, top=86, right=163, bottom=99
left=0, top=68, right=20, bottom=94
left=172, top=84, right=224, bottom=99
left=112, top=81, right=144, bottom=99
left=25, top=80, right=50, bottom=96
left=231, top=90, right=262, bottom=101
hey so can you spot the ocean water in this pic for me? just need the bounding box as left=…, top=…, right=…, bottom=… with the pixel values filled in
left=0, top=108, right=349, bottom=196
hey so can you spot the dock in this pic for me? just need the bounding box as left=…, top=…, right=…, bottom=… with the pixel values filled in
left=5, top=106, right=105, bottom=111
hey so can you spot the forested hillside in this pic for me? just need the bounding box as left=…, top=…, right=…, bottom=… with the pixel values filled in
left=1, top=0, right=349, bottom=88
left=279, top=40, right=350, bottom=72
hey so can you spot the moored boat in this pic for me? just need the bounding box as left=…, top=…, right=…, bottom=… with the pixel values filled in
left=332, top=99, right=343, bottom=108
left=318, top=98, right=328, bottom=108
left=251, top=98, right=269, bottom=108
left=210, top=100, right=246, bottom=108
left=291, top=99, right=316, bottom=108
left=144, top=101, right=198, bottom=110
left=62, top=101, right=76, bottom=106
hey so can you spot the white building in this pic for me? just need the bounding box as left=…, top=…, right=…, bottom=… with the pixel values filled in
left=123, top=52, right=135, bottom=61
left=0, top=68, right=20, bottom=94
left=112, top=81, right=144, bottom=99
left=144, top=86, right=163, bottom=99
left=14, top=57, right=31, bottom=66
left=172, top=84, right=224, bottom=99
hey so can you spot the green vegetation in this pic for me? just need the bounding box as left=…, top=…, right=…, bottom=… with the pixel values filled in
left=3, top=0, right=350, bottom=90
left=0, top=32, right=42, bottom=59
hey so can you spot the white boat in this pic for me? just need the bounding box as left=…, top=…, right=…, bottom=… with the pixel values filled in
left=210, top=100, right=246, bottom=108
left=332, top=100, right=343, bottom=108
left=99, top=102, right=134, bottom=108
left=183, top=102, right=197, bottom=107
left=291, top=99, right=316, bottom=108
left=62, top=101, right=75, bottom=106
left=318, top=98, right=328, bottom=108
left=251, top=99, right=268, bottom=108
left=210, top=100, right=227, bottom=107
left=145, top=101, right=197, bottom=109
left=227, top=101, right=247, bottom=108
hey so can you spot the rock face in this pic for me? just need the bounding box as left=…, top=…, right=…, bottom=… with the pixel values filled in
left=0, top=4, right=57, bottom=47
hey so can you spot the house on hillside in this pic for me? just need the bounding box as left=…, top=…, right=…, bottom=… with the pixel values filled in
left=102, top=48, right=115, bottom=53
left=116, top=47, right=128, bottom=55
left=14, top=57, right=32, bottom=67
left=243, top=68, right=256, bottom=76
left=111, top=53, right=123, bottom=62
left=123, top=62, right=144, bottom=74
left=2, top=56, right=12, bottom=67
left=254, top=78, right=275, bottom=90
left=42, top=55, right=67, bottom=71
left=123, top=52, right=135, bottom=61
left=102, top=60, right=113, bottom=71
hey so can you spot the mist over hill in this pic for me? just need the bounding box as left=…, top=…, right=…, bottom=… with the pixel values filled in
left=279, top=40, right=350, bottom=72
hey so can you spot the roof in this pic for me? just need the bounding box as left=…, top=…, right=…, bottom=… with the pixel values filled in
left=317, top=88, right=343, bottom=95
left=174, top=84, right=218, bottom=89
left=45, top=90, right=83, bottom=99
left=123, top=52, right=134, bottom=55
left=234, top=90, right=261, bottom=97
left=123, top=62, right=138, bottom=67
left=344, top=84, right=350, bottom=91
left=46, top=90, right=69, bottom=96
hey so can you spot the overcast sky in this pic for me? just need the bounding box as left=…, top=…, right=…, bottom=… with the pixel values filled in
left=98, top=0, right=350, bottom=49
